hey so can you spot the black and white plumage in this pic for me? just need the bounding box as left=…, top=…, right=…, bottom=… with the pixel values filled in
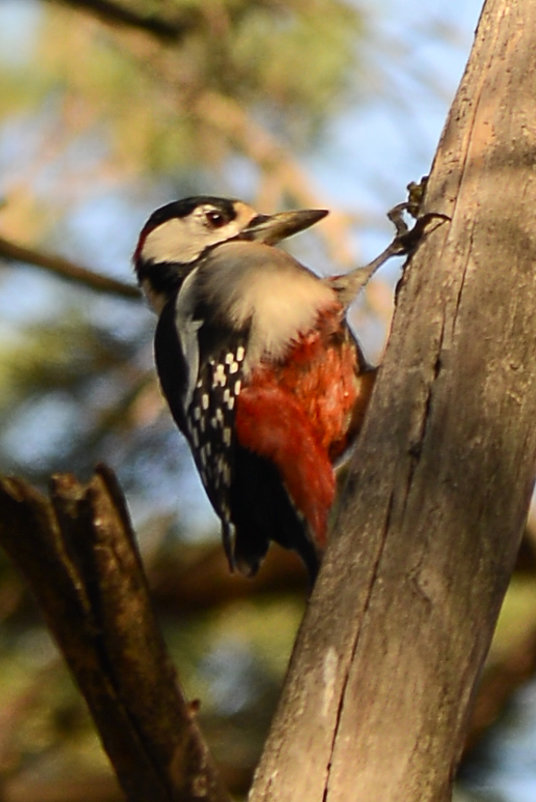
left=134, top=196, right=405, bottom=579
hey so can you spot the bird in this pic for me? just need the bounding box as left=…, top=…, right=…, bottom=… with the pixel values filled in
left=133, top=195, right=420, bottom=581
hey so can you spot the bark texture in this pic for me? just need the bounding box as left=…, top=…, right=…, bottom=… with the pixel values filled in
left=249, top=1, right=536, bottom=800
left=0, top=467, right=230, bottom=802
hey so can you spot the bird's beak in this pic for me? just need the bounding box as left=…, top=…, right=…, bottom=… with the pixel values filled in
left=242, top=208, right=328, bottom=245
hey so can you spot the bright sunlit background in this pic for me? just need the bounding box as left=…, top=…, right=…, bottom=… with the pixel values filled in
left=2, top=2, right=535, bottom=801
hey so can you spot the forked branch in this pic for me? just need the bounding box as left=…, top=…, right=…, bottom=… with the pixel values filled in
left=0, top=466, right=230, bottom=802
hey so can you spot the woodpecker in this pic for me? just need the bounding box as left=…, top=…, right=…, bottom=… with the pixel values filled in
left=134, top=195, right=424, bottom=580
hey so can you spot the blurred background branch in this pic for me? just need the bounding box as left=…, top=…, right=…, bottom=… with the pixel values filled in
left=43, top=0, right=199, bottom=41
left=0, top=236, right=140, bottom=298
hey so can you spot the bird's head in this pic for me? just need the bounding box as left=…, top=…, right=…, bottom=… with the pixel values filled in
left=133, top=196, right=328, bottom=313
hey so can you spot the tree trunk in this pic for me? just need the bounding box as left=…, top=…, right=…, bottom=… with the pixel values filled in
left=249, top=1, right=536, bottom=799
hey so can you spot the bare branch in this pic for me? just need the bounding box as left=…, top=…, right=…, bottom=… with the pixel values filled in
left=0, top=236, right=140, bottom=300
left=0, top=466, right=230, bottom=802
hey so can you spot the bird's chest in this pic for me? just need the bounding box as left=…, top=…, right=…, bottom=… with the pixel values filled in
left=246, top=319, right=364, bottom=460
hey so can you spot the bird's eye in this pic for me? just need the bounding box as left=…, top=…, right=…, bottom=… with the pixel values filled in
left=205, top=210, right=226, bottom=228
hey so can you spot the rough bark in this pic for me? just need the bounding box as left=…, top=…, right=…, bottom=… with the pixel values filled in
left=0, top=466, right=230, bottom=802
left=249, top=1, right=536, bottom=800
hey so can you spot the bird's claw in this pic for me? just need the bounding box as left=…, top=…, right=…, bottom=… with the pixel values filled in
left=385, top=175, right=449, bottom=257
left=390, top=211, right=450, bottom=256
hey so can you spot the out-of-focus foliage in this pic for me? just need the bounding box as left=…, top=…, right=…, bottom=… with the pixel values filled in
left=2, top=0, right=363, bottom=192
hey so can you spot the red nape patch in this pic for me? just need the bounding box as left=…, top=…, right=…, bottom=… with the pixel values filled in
left=236, top=387, right=335, bottom=547
left=132, top=225, right=151, bottom=264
